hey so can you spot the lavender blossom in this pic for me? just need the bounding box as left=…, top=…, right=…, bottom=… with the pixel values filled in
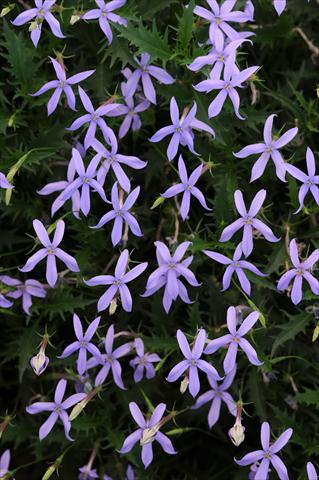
left=91, top=182, right=143, bottom=246
left=26, top=379, right=86, bottom=440
left=277, top=239, right=319, bottom=305
left=67, top=87, right=119, bottom=149
left=37, top=148, right=82, bottom=219
left=0, top=173, right=13, bottom=190
left=0, top=449, right=10, bottom=478
left=285, top=147, right=319, bottom=213
left=192, top=367, right=237, bottom=427
left=235, top=422, right=293, bottom=479
left=19, top=219, right=80, bottom=288
left=234, top=114, right=298, bottom=182
left=0, top=276, right=46, bottom=315
left=307, top=462, right=318, bottom=480
left=92, top=134, right=147, bottom=192
left=194, top=57, right=259, bottom=119
left=203, top=244, right=267, bottom=295
left=126, top=465, right=135, bottom=480
left=81, top=0, right=128, bottom=45
left=142, top=241, right=201, bottom=313
left=149, top=97, right=215, bottom=161
left=84, top=249, right=148, bottom=312
left=79, top=466, right=98, bottom=480
left=124, top=53, right=175, bottom=104
left=129, top=338, right=161, bottom=383
left=119, top=402, right=176, bottom=468
left=193, top=0, right=252, bottom=43
left=273, top=0, right=286, bottom=15
left=105, top=84, right=150, bottom=139
left=32, top=57, right=95, bottom=115
left=86, top=324, right=132, bottom=388
left=188, top=32, right=247, bottom=79
left=0, top=291, right=13, bottom=309
left=58, top=314, right=101, bottom=375
left=166, top=329, right=221, bottom=398
left=12, top=0, right=65, bottom=48
left=219, top=189, right=280, bottom=257
left=161, top=155, right=211, bottom=220
left=205, top=306, right=262, bottom=373
left=60, top=148, right=108, bottom=217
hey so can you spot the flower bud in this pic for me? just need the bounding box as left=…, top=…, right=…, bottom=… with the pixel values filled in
left=0, top=4, right=15, bottom=17
left=180, top=376, right=189, bottom=394
left=109, top=298, right=117, bottom=315
left=30, top=350, right=49, bottom=376
left=228, top=419, right=245, bottom=447
left=70, top=13, right=81, bottom=25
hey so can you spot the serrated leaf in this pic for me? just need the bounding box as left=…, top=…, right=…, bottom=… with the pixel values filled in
left=176, top=1, right=194, bottom=53
left=295, top=388, right=319, bottom=407
left=271, top=313, right=311, bottom=356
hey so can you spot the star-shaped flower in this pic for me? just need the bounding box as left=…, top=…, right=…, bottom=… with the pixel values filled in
left=149, top=97, right=215, bottom=161
left=219, top=189, right=280, bottom=257
left=235, top=422, right=293, bottom=480
left=167, top=329, right=221, bottom=398
left=26, top=379, right=86, bottom=440
left=285, top=147, right=319, bottom=213
left=234, top=114, right=298, bottom=182
left=205, top=306, right=262, bottom=373
left=0, top=276, right=46, bottom=315
left=32, top=57, right=95, bottom=115
left=84, top=249, right=148, bottom=312
left=129, top=338, right=161, bottom=383
left=19, top=219, right=80, bottom=288
left=277, top=239, right=319, bottom=305
left=203, top=244, right=267, bottom=296
left=12, top=0, right=65, bottom=48
left=91, top=182, right=142, bottom=246
left=161, top=155, right=211, bottom=220
left=81, top=0, right=128, bottom=44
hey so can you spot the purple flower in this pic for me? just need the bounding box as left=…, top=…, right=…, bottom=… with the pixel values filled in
left=32, top=57, right=95, bottom=115
left=277, top=239, right=319, bottom=305
left=234, top=114, right=298, bottom=182
left=106, top=85, right=150, bottom=139
left=119, top=402, right=176, bottom=469
left=79, top=466, right=98, bottom=480
left=192, top=367, right=237, bottom=427
left=67, top=87, right=119, bottom=149
left=194, top=57, right=259, bottom=119
left=37, top=149, right=82, bottom=219
left=0, top=289, right=13, bottom=309
left=58, top=314, right=101, bottom=375
left=0, top=449, right=10, bottom=478
left=86, top=324, right=132, bottom=388
left=188, top=32, right=247, bottom=79
left=60, top=148, right=108, bottom=217
left=285, top=147, right=319, bottom=213
left=193, top=0, right=252, bottom=43
left=273, top=0, right=286, bottom=15
left=19, top=219, right=80, bottom=288
left=92, top=134, right=147, bottom=192
left=235, top=421, right=293, bottom=480
left=307, top=462, right=318, bottom=480
left=149, top=97, right=215, bottom=161
left=166, top=329, right=221, bottom=398
left=12, top=0, right=65, bottom=48
left=0, top=173, right=13, bottom=190
left=84, top=249, right=148, bottom=312
left=26, top=379, right=86, bottom=440
left=124, top=53, right=175, bottom=104
left=126, top=465, right=135, bottom=480
left=129, top=338, right=161, bottom=383
left=219, top=189, right=280, bottom=257
left=0, top=276, right=46, bottom=315
left=205, top=306, right=262, bottom=373
left=142, top=241, right=201, bottom=313
left=161, top=155, right=212, bottom=220
left=203, top=244, right=267, bottom=295
left=81, top=0, right=128, bottom=45
left=91, top=182, right=143, bottom=246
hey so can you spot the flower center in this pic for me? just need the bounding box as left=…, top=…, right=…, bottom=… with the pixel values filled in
left=175, top=126, right=183, bottom=133
left=81, top=341, right=87, bottom=347
left=114, top=279, right=122, bottom=286
left=264, top=451, right=272, bottom=460
left=307, top=178, right=314, bottom=186
left=168, top=262, right=176, bottom=269
left=189, top=358, right=197, bottom=366
left=47, top=247, right=55, bottom=254
left=233, top=261, right=240, bottom=267
left=54, top=405, right=62, bottom=413
left=233, top=335, right=240, bottom=343
left=218, top=55, right=225, bottom=62
left=296, top=268, right=305, bottom=275
left=225, top=83, right=231, bottom=91
left=83, top=177, right=89, bottom=183
left=215, top=17, right=222, bottom=25
left=59, top=80, right=66, bottom=88
left=244, top=216, right=253, bottom=224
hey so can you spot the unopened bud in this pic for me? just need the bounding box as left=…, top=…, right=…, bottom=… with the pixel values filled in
left=0, top=4, right=15, bottom=17
left=70, top=13, right=81, bottom=25
left=42, top=464, right=57, bottom=480
left=30, top=349, right=49, bottom=376
left=228, top=419, right=245, bottom=446
left=69, top=397, right=89, bottom=421
left=109, top=298, right=117, bottom=315
left=180, top=376, right=189, bottom=394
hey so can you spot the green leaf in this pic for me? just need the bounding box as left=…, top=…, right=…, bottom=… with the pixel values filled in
left=295, top=388, right=319, bottom=407
left=114, top=19, right=173, bottom=62
left=271, top=313, right=311, bottom=356
left=176, top=1, right=194, bottom=54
